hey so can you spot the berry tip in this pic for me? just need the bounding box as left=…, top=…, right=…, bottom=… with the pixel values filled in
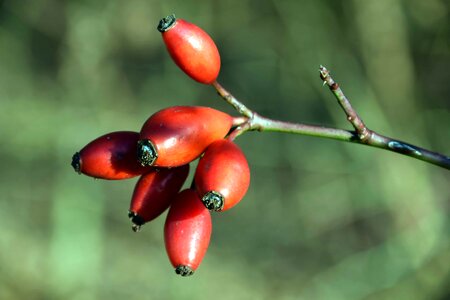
left=137, top=139, right=158, bottom=167
left=175, top=265, right=194, bottom=277
left=131, top=224, right=141, bottom=232
left=128, top=211, right=145, bottom=232
left=157, top=14, right=177, bottom=32
left=71, top=152, right=81, bottom=174
left=202, top=191, right=224, bottom=211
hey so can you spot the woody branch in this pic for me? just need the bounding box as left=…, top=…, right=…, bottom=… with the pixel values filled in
left=212, top=66, right=450, bottom=170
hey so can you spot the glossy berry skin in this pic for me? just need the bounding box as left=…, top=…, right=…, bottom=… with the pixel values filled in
left=128, top=165, right=189, bottom=232
left=138, top=106, right=232, bottom=167
left=71, top=131, right=152, bottom=180
left=157, top=15, right=220, bottom=84
left=164, top=189, right=212, bottom=276
left=195, top=139, right=250, bottom=212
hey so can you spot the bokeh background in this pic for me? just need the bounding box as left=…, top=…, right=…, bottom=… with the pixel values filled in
left=0, top=0, right=449, bottom=299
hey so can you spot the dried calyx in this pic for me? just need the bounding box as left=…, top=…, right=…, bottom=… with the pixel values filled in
left=128, top=211, right=145, bottom=232
left=137, top=140, right=158, bottom=166
left=202, top=191, right=224, bottom=211
left=175, top=265, right=194, bottom=277
left=157, top=14, right=177, bottom=32
left=71, top=152, right=81, bottom=174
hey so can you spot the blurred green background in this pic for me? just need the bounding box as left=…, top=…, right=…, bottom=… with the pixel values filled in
left=0, top=0, right=449, bottom=299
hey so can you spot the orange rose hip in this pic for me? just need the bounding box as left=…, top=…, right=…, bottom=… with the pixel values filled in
left=164, top=189, right=212, bottom=276
left=195, top=139, right=250, bottom=211
left=157, top=14, right=221, bottom=84
left=128, top=164, right=189, bottom=232
left=137, top=106, right=232, bottom=167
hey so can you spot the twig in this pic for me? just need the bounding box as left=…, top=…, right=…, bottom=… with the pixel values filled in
left=212, top=81, right=253, bottom=118
left=319, top=66, right=370, bottom=141
left=227, top=122, right=252, bottom=141
left=212, top=67, right=450, bottom=170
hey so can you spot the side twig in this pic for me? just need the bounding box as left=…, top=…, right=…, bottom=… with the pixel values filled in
left=213, top=67, right=450, bottom=170
left=212, top=81, right=253, bottom=118
left=319, top=66, right=370, bottom=141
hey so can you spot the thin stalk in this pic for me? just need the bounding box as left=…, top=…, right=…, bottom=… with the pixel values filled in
left=319, top=66, right=370, bottom=141
left=212, top=81, right=253, bottom=118
left=252, top=114, right=450, bottom=169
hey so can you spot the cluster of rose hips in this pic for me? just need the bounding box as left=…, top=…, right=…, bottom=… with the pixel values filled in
left=71, top=15, right=250, bottom=276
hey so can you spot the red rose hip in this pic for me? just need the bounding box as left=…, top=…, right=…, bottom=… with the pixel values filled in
left=128, top=165, right=189, bottom=232
left=157, top=14, right=221, bottom=84
left=164, top=189, right=212, bottom=276
left=71, top=131, right=152, bottom=180
left=195, top=139, right=250, bottom=211
left=138, top=106, right=232, bottom=167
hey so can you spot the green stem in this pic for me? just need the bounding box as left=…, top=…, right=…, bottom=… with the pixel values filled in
left=227, top=122, right=252, bottom=141
left=252, top=114, right=450, bottom=169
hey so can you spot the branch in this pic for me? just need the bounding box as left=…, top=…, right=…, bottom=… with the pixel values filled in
left=213, top=67, right=450, bottom=170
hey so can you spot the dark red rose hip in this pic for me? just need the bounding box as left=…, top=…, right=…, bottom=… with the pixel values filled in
left=72, top=131, right=152, bottom=180
left=128, top=164, right=189, bottom=232
left=164, top=189, right=212, bottom=276
left=195, top=139, right=250, bottom=211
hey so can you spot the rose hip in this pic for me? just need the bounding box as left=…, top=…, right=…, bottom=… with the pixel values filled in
left=157, top=14, right=221, bottom=84
left=72, top=131, right=152, bottom=180
left=164, top=189, right=212, bottom=276
left=137, top=106, right=232, bottom=167
left=195, top=139, right=250, bottom=211
left=128, top=165, right=189, bottom=232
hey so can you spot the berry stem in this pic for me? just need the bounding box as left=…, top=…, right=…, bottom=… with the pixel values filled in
left=227, top=122, right=251, bottom=141
left=231, top=116, right=249, bottom=127
left=214, top=66, right=450, bottom=170
left=212, top=81, right=253, bottom=118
